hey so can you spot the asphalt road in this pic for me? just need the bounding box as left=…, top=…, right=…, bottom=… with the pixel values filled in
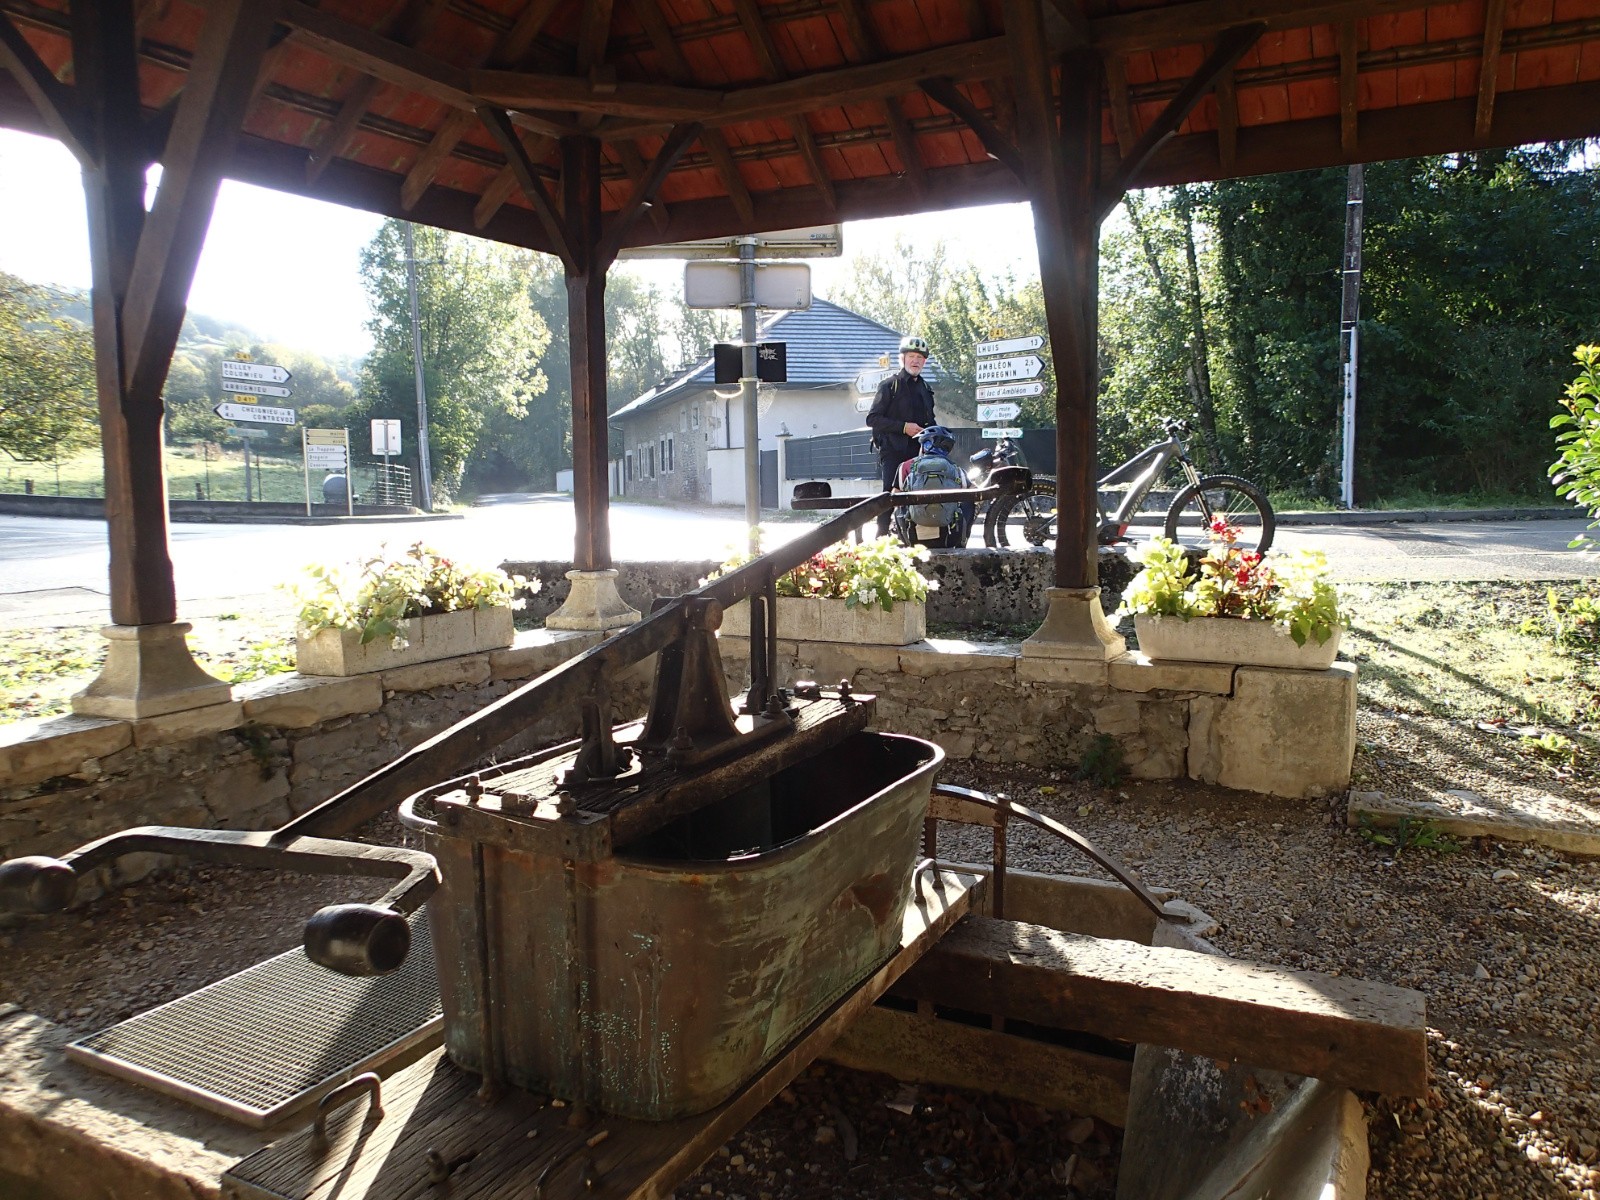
left=0, top=499, right=1594, bottom=627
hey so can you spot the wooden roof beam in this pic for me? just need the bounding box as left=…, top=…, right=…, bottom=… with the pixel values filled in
left=628, top=0, right=755, bottom=226
left=477, top=103, right=573, bottom=268
left=730, top=0, right=837, bottom=212
left=577, top=0, right=615, bottom=73
left=918, top=76, right=1023, bottom=181
left=613, top=139, right=672, bottom=233
left=1214, top=65, right=1238, bottom=173
left=598, top=120, right=700, bottom=260
left=833, top=0, right=927, bottom=194
left=1475, top=0, right=1508, bottom=139
left=1098, top=22, right=1264, bottom=217
left=1104, top=52, right=1137, bottom=156
left=471, top=71, right=722, bottom=119
left=0, top=12, right=91, bottom=163
left=1095, top=0, right=1436, bottom=53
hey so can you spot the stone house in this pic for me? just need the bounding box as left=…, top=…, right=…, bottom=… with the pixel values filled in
left=608, top=299, right=964, bottom=507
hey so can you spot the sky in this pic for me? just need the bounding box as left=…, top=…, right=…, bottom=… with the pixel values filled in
left=0, top=128, right=1043, bottom=362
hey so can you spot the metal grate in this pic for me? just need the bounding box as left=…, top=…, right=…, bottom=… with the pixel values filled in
left=66, top=912, right=442, bottom=1128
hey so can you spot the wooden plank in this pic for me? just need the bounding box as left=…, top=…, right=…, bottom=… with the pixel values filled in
left=472, top=164, right=520, bottom=229
left=304, top=74, right=382, bottom=182
left=1339, top=18, right=1358, bottom=156
left=824, top=1005, right=1131, bottom=1125
left=892, top=914, right=1430, bottom=1097
left=565, top=134, right=611, bottom=572
left=1214, top=65, right=1238, bottom=171
left=613, top=139, right=672, bottom=232
left=1094, top=0, right=1440, bottom=54
left=577, top=0, right=615, bottom=73
left=1475, top=0, right=1508, bottom=139
left=919, top=76, right=1024, bottom=180
left=597, top=120, right=702, bottom=261
left=882, top=96, right=927, bottom=194
left=1104, top=52, right=1137, bottom=156
left=477, top=105, right=572, bottom=268
left=729, top=0, right=836, bottom=211
left=222, top=868, right=982, bottom=1200
left=471, top=71, right=722, bottom=118
left=400, top=107, right=474, bottom=208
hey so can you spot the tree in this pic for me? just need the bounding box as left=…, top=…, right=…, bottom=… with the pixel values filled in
left=0, top=272, right=97, bottom=463
left=351, top=221, right=550, bottom=499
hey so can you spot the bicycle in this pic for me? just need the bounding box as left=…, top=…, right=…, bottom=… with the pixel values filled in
left=983, top=417, right=1275, bottom=554
left=964, top=432, right=1027, bottom=537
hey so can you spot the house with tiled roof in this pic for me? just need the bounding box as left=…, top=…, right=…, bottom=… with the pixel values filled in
left=608, top=299, right=969, bottom=508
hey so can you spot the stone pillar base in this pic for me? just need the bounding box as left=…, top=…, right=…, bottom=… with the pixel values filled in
left=544, top=568, right=642, bottom=632
left=71, top=622, right=233, bottom=720
left=1021, top=586, right=1126, bottom=660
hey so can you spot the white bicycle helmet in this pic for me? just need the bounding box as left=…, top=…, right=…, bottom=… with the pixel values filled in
left=899, top=335, right=930, bottom=357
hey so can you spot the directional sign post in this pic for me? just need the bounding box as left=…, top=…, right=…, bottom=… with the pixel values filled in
left=982, top=427, right=1025, bottom=439
left=974, top=335, right=1045, bottom=358
left=221, top=360, right=293, bottom=385
left=975, top=381, right=1046, bottom=401
left=222, top=379, right=292, bottom=398
left=303, top=427, right=351, bottom=516
left=854, top=366, right=897, bottom=395
left=215, top=401, right=295, bottom=425
left=975, top=355, right=1045, bottom=384
left=976, top=401, right=1022, bottom=423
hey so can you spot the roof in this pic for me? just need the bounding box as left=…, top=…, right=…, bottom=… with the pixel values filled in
left=5, top=1, right=1597, bottom=258
left=610, top=298, right=943, bottom=424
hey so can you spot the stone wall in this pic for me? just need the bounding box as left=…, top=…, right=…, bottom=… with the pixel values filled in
left=505, top=547, right=1137, bottom=631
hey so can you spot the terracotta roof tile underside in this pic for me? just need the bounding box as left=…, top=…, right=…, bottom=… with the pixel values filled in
left=3, top=0, right=1599, bottom=257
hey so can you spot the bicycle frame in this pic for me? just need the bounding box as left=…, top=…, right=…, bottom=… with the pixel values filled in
left=1096, top=434, right=1204, bottom=529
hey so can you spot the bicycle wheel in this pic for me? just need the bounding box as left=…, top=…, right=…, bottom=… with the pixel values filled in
left=1163, top=474, right=1275, bottom=554
left=985, top=479, right=1057, bottom=548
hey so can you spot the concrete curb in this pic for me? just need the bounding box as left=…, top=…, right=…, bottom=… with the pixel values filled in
left=1348, top=789, right=1600, bottom=856
left=0, top=493, right=461, bottom=525
left=1125, top=505, right=1580, bottom=528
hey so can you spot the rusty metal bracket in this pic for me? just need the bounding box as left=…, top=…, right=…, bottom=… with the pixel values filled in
left=310, top=1072, right=383, bottom=1147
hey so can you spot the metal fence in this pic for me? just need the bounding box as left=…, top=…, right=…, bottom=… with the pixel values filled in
left=783, top=430, right=878, bottom=480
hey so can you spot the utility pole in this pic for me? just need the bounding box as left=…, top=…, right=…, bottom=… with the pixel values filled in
left=403, top=222, right=435, bottom=512
left=739, top=236, right=760, bottom=552
left=1339, top=164, right=1364, bottom=509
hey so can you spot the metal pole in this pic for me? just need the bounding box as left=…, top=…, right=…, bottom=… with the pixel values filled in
left=1339, top=163, right=1364, bottom=510
left=739, top=237, right=760, bottom=552
left=403, top=222, right=435, bottom=512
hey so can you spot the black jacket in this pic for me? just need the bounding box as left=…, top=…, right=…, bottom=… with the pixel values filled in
left=866, top=370, right=937, bottom=464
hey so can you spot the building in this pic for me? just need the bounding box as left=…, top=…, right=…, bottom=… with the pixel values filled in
left=608, top=300, right=968, bottom=507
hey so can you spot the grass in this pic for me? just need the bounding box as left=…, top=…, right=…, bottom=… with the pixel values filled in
left=1, top=446, right=320, bottom=504
left=1340, top=580, right=1600, bottom=741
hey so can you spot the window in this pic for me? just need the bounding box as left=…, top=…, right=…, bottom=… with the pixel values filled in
left=667, top=435, right=675, bottom=472
left=648, top=445, right=656, bottom=477
left=691, top=406, right=700, bottom=431
left=625, top=452, right=633, bottom=482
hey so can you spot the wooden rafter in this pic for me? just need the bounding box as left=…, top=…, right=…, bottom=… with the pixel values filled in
left=831, top=0, right=925, bottom=192
left=918, top=76, right=1023, bottom=180
left=305, top=73, right=382, bottom=181
left=1475, top=0, right=1508, bottom=139
left=577, top=0, right=615, bottom=73
left=0, top=13, right=90, bottom=162
left=1338, top=18, right=1358, bottom=156
left=1098, top=22, right=1263, bottom=216
left=473, top=165, right=523, bottom=229
left=1043, top=0, right=1093, bottom=48
left=731, top=0, right=837, bottom=212
left=477, top=104, right=572, bottom=268
left=471, top=71, right=721, bottom=118
left=628, top=0, right=754, bottom=225
left=597, top=120, right=701, bottom=260
left=121, top=0, right=285, bottom=405
left=613, top=138, right=671, bottom=232
left=1094, top=0, right=1439, bottom=53
left=1104, top=52, right=1137, bottom=156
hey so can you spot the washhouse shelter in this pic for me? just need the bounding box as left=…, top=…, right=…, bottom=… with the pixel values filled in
left=3, top=0, right=1599, bottom=717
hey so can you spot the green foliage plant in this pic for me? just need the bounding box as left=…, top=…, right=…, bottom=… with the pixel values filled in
left=295, top=541, right=532, bottom=648
left=1355, top=814, right=1463, bottom=857
left=1120, top=519, right=1343, bottom=647
left=707, top=535, right=936, bottom=612
left=1550, top=344, right=1600, bottom=551
left=0, top=272, right=98, bottom=463
left=1071, top=733, right=1125, bottom=788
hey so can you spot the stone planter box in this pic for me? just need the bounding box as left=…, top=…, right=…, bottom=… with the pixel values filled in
left=1134, top=614, right=1343, bottom=671
left=721, top=595, right=926, bottom=646
left=295, top=606, right=515, bottom=677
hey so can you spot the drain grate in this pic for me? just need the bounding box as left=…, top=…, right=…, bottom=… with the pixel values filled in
left=67, top=912, right=442, bottom=1127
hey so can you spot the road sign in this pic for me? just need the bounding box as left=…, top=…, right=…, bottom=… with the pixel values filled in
left=854, top=366, right=897, bottom=394
left=684, top=261, right=811, bottom=309
left=976, top=401, right=1022, bottom=423
left=974, top=335, right=1044, bottom=358
left=982, top=427, right=1024, bottom=439
left=618, top=225, right=843, bottom=260
left=221, top=361, right=292, bottom=385
left=307, top=446, right=347, bottom=469
left=372, top=419, right=401, bottom=456
left=975, top=381, right=1045, bottom=401
left=222, top=379, right=291, bottom=398
left=223, top=427, right=269, bottom=439
left=975, top=355, right=1044, bottom=383
left=215, top=401, right=295, bottom=425
left=306, top=428, right=346, bottom=446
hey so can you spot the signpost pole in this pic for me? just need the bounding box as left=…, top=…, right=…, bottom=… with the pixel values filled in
left=739, top=236, right=760, bottom=551
left=403, top=222, right=435, bottom=512
left=302, top=426, right=312, bottom=517
left=344, top=429, right=353, bottom=517
left=243, top=439, right=252, bottom=503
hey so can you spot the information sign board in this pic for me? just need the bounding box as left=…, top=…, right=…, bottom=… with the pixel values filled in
left=223, top=379, right=291, bottom=398
left=371, top=419, right=401, bottom=456
left=684, top=261, right=811, bottom=309
left=307, top=446, right=347, bottom=470
left=974, top=355, right=1044, bottom=383
left=215, top=402, right=295, bottom=425
left=981, top=427, right=1025, bottom=439
left=975, top=381, right=1045, bottom=401
left=221, top=361, right=292, bottom=384
left=974, top=335, right=1044, bottom=358
left=976, top=401, right=1022, bottom=423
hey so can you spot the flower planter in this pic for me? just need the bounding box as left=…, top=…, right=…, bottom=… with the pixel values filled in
left=1134, top=614, right=1343, bottom=671
left=721, top=596, right=926, bottom=646
left=295, top=605, right=515, bottom=677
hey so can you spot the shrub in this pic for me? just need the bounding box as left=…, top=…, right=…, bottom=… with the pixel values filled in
left=1550, top=345, right=1600, bottom=551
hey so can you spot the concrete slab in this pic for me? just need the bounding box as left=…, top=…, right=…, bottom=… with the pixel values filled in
left=1349, top=788, right=1600, bottom=856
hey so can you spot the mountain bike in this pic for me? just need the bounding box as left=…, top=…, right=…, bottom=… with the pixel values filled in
left=983, top=417, right=1275, bottom=554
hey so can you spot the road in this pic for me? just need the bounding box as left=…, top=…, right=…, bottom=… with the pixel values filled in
left=0, top=499, right=1594, bottom=626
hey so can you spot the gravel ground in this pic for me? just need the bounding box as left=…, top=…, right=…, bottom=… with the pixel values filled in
left=2, top=713, right=1597, bottom=1199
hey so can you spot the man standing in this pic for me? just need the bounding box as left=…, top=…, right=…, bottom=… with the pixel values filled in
left=866, top=335, right=937, bottom=536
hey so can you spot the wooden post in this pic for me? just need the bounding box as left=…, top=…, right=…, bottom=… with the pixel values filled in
left=563, top=135, right=611, bottom=573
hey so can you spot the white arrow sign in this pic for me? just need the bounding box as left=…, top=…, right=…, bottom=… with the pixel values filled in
left=974, top=335, right=1044, bottom=358
left=307, top=446, right=347, bottom=469
left=854, top=366, right=897, bottom=394
left=222, top=379, right=291, bottom=398
left=975, top=381, right=1046, bottom=401
left=976, top=401, right=1022, bottom=423
left=215, top=401, right=295, bottom=425
left=975, top=355, right=1044, bottom=383
left=221, top=361, right=293, bottom=384
left=982, top=427, right=1025, bottom=439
